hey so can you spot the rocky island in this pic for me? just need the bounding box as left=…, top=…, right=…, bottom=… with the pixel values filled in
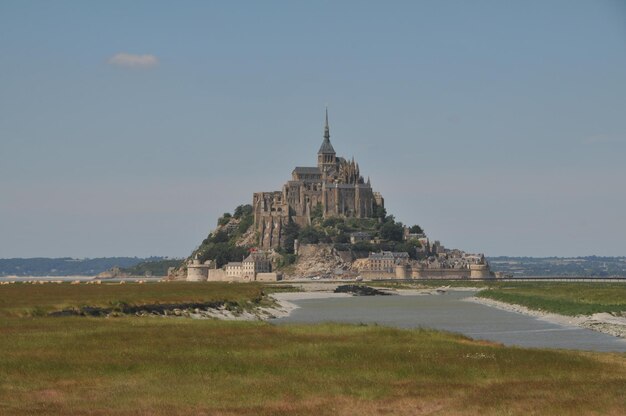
left=181, top=111, right=492, bottom=282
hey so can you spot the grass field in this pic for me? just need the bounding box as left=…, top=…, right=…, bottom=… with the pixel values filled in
left=369, top=280, right=626, bottom=316
left=0, top=282, right=625, bottom=415
left=477, top=282, right=626, bottom=316
left=1, top=318, right=625, bottom=415
left=0, top=281, right=267, bottom=317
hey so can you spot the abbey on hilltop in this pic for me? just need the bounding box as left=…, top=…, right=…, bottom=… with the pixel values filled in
left=253, top=110, right=384, bottom=248
left=184, top=109, right=494, bottom=282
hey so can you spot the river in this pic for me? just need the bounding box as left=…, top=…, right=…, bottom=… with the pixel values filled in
left=273, top=291, right=626, bottom=352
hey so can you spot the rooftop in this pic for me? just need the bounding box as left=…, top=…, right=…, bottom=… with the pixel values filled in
left=293, top=166, right=321, bottom=175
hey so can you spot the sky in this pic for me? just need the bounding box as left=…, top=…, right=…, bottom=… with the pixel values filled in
left=1, top=0, right=625, bottom=258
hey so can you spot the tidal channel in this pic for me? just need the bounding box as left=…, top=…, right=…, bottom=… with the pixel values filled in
left=273, top=291, right=626, bottom=352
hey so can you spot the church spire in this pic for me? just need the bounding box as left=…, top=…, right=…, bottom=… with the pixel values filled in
left=324, top=107, right=330, bottom=140
left=318, top=107, right=335, bottom=155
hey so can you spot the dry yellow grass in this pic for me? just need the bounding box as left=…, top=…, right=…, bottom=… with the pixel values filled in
left=0, top=282, right=625, bottom=415
left=0, top=318, right=625, bottom=415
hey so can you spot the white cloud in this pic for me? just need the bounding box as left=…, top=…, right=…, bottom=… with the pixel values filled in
left=108, top=53, right=158, bottom=68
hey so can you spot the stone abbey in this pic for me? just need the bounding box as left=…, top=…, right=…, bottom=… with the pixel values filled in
left=186, top=110, right=493, bottom=281
left=253, top=110, right=384, bottom=248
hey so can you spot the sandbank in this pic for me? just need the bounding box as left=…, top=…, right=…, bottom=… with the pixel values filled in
left=467, top=296, right=626, bottom=339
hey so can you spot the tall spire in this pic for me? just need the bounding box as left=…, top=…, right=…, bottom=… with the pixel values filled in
left=318, top=107, right=335, bottom=155
left=324, top=106, right=330, bottom=140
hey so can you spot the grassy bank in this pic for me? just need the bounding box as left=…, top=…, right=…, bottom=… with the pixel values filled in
left=364, top=280, right=626, bottom=316
left=477, top=282, right=626, bottom=316
left=0, top=282, right=267, bottom=317
left=1, top=281, right=625, bottom=415
left=1, top=318, right=625, bottom=415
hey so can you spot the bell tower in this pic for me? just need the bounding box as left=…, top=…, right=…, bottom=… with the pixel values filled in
left=317, top=108, right=336, bottom=174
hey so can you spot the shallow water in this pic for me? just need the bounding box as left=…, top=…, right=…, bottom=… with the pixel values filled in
left=274, top=291, right=626, bottom=352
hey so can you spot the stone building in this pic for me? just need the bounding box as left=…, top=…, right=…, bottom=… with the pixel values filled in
left=223, top=252, right=272, bottom=281
left=366, top=251, right=410, bottom=273
left=187, top=251, right=275, bottom=282
left=359, top=249, right=493, bottom=280
left=254, top=110, right=384, bottom=248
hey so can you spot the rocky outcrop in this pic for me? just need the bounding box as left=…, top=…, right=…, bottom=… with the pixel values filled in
left=334, top=285, right=391, bottom=296
left=236, top=226, right=257, bottom=247
left=290, top=244, right=352, bottom=279
left=350, top=258, right=369, bottom=272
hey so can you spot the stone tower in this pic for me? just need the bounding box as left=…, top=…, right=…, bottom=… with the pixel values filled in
left=317, top=108, right=336, bottom=175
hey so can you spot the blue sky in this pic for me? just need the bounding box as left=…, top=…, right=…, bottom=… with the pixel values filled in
left=1, top=1, right=625, bottom=258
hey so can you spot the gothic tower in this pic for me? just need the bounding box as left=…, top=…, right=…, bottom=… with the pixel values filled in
left=317, top=108, right=336, bottom=174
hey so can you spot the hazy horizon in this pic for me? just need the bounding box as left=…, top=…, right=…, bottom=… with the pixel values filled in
left=2, top=1, right=625, bottom=258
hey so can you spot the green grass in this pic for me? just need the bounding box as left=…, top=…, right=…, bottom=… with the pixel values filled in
left=0, top=281, right=266, bottom=317
left=1, top=281, right=625, bottom=415
left=0, top=318, right=625, bottom=415
left=478, top=282, right=626, bottom=316
left=365, top=280, right=626, bottom=316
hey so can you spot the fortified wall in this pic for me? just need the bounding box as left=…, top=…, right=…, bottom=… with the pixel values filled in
left=186, top=253, right=282, bottom=282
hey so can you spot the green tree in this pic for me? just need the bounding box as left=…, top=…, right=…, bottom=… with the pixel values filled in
left=198, top=242, right=249, bottom=268
left=335, top=232, right=350, bottom=244
left=374, top=205, right=386, bottom=220
left=351, top=241, right=376, bottom=252
left=276, top=253, right=297, bottom=268
left=311, top=203, right=324, bottom=221
left=380, top=221, right=404, bottom=242
left=282, top=221, right=300, bottom=254
left=395, top=239, right=422, bottom=259
left=237, top=215, right=254, bottom=234
left=298, top=226, right=322, bottom=244
left=218, top=213, right=232, bottom=226
left=211, top=230, right=229, bottom=243
left=322, top=217, right=344, bottom=228
left=233, top=204, right=253, bottom=219
left=409, top=225, right=424, bottom=234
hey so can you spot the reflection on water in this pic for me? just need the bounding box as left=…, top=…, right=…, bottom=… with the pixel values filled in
left=274, top=291, right=626, bottom=352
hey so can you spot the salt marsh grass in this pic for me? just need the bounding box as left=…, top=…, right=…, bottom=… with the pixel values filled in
left=0, top=281, right=625, bottom=415
left=0, top=319, right=624, bottom=415
left=478, top=282, right=626, bottom=316
left=0, top=281, right=265, bottom=317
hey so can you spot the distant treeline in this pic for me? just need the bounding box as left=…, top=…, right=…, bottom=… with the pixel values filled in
left=120, top=259, right=184, bottom=276
left=487, top=256, right=626, bottom=277
left=0, top=257, right=179, bottom=277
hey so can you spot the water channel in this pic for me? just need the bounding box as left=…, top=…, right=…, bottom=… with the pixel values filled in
left=274, top=291, right=626, bottom=352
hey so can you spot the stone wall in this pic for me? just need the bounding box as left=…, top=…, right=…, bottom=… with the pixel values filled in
left=207, top=269, right=227, bottom=281
left=359, top=265, right=410, bottom=280
left=256, top=272, right=282, bottom=282
left=186, top=265, right=209, bottom=281
left=412, top=269, right=471, bottom=279
left=253, top=190, right=290, bottom=249
left=469, top=264, right=492, bottom=279
left=360, top=270, right=397, bottom=280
